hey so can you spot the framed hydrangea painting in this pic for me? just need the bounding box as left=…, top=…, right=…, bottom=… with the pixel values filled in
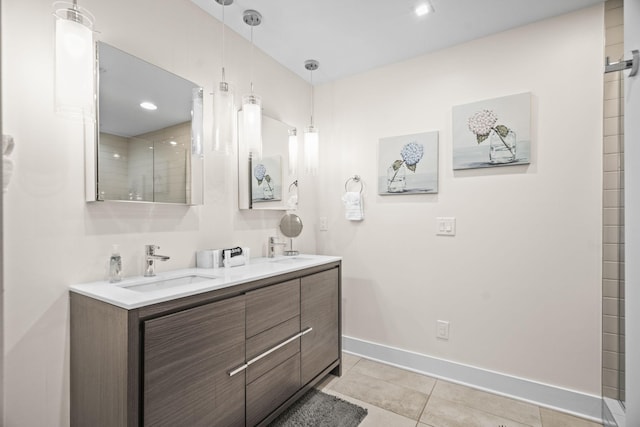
left=452, top=92, right=531, bottom=170
left=251, top=155, right=282, bottom=203
left=378, top=131, right=438, bottom=195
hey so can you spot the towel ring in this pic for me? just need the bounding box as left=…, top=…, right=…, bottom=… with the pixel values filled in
left=288, top=180, right=298, bottom=192
left=345, top=175, right=363, bottom=193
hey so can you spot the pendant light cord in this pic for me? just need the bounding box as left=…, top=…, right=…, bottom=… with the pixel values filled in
left=67, top=0, right=84, bottom=25
left=310, top=69, right=314, bottom=126
left=250, top=25, right=255, bottom=94
left=221, top=2, right=226, bottom=82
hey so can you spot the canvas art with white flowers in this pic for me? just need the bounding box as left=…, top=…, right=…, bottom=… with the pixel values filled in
left=452, top=92, right=531, bottom=170
left=378, top=131, right=438, bottom=195
left=251, top=156, right=282, bottom=203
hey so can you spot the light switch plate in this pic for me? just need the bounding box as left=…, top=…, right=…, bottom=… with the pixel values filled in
left=319, top=216, right=328, bottom=231
left=436, top=217, right=456, bottom=236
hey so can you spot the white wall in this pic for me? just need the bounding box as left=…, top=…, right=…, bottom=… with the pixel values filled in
left=315, top=5, right=603, bottom=397
left=1, top=0, right=607, bottom=425
left=1, top=0, right=316, bottom=425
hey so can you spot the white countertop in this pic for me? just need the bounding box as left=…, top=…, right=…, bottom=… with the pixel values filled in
left=69, top=254, right=341, bottom=310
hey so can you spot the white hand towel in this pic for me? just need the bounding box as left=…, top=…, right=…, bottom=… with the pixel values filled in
left=287, top=194, right=298, bottom=210
left=3, top=158, right=13, bottom=194
left=3, top=134, right=14, bottom=155
left=342, top=191, right=364, bottom=221
left=3, top=135, right=14, bottom=193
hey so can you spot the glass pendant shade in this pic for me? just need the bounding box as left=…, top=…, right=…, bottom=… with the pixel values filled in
left=54, top=2, right=95, bottom=119
left=303, top=59, right=320, bottom=175
left=213, top=82, right=235, bottom=154
left=288, top=128, right=298, bottom=175
left=191, top=88, right=204, bottom=157
left=242, top=94, right=262, bottom=160
left=304, top=125, right=319, bottom=176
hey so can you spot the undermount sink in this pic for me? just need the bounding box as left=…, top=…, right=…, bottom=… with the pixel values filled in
left=121, top=274, right=219, bottom=293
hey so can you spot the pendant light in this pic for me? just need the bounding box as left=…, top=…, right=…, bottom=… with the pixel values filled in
left=241, top=10, right=263, bottom=161
left=192, top=87, right=204, bottom=157
left=53, top=0, right=95, bottom=119
left=212, top=0, right=235, bottom=154
left=288, top=128, right=298, bottom=175
left=304, top=60, right=319, bottom=175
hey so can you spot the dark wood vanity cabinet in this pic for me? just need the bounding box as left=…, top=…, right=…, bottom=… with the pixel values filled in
left=71, top=261, right=341, bottom=427
left=143, top=296, right=246, bottom=427
left=301, top=268, right=340, bottom=385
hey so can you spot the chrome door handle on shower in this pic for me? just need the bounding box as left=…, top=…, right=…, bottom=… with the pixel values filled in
left=605, top=49, right=639, bottom=77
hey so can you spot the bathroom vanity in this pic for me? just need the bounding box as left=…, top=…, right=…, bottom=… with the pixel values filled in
left=69, top=255, right=341, bottom=427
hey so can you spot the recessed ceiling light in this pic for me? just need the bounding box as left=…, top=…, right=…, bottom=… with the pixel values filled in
left=415, top=2, right=434, bottom=17
left=169, top=140, right=178, bottom=146
left=113, top=153, right=120, bottom=158
left=140, top=101, right=158, bottom=110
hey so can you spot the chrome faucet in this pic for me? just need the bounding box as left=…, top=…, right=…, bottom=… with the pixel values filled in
left=268, top=236, right=286, bottom=258
left=144, top=244, right=170, bottom=277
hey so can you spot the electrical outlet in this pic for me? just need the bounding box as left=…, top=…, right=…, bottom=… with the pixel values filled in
left=319, top=216, right=328, bottom=231
left=436, top=320, right=450, bottom=340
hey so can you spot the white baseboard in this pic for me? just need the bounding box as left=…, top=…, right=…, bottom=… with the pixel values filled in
left=342, top=335, right=603, bottom=423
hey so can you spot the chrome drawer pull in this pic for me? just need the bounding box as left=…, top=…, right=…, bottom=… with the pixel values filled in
left=246, top=327, right=313, bottom=366
left=227, top=327, right=313, bottom=376
left=227, top=363, right=248, bottom=377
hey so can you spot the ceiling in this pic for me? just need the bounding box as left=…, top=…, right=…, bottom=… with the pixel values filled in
left=191, top=0, right=604, bottom=85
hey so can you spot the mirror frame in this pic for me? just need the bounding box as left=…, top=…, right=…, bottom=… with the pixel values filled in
left=86, top=42, right=204, bottom=205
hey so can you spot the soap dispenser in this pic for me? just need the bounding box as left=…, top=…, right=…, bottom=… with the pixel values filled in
left=108, top=244, right=122, bottom=283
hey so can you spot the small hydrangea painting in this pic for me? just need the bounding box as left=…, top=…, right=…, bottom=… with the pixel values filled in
left=251, top=155, right=282, bottom=203
left=378, top=131, right=438, bottom=195
left=452, top=92, right=531, bottom=170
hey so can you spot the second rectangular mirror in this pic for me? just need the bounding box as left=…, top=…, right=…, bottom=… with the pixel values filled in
left=238, top=112, right=297, bottom=210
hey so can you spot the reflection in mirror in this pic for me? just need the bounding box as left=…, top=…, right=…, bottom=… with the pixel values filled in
left=88, top=42, right=204, bottom=204
left=238, top=113, right=297, bottom=210
left=251, top=156, right=282, bottom=204
left=287, top=180, right=298, bottom=210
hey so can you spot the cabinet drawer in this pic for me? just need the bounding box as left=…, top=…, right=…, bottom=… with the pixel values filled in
left=246, top=354, right=301, bottom=427
left=246, top=279, right=300, bottom=338
left=246, top=316, right=300, bottom=383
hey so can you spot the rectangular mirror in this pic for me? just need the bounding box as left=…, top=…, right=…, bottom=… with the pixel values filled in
left=238, top=112, right=298, bottom=210
left=87, top=42, right=204, bottom=205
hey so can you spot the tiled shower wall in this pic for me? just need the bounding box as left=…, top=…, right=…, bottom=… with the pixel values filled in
left=135, top=122, right=191, bottom=204
left=602, top=0, right=625, bottom=402
left=98, top=122, right=190, bottom=203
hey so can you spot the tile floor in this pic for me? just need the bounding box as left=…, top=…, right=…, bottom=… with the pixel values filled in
left=314, top=353, right=603, bottom=427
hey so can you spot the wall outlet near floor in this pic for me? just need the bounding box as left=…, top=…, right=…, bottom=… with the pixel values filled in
left=436, top=320, right=450, bottom=340
left=319, top=216, right=328, bottom=231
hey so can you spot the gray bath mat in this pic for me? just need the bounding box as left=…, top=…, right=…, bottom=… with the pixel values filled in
left=268, top=389, right=368, bottom=427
